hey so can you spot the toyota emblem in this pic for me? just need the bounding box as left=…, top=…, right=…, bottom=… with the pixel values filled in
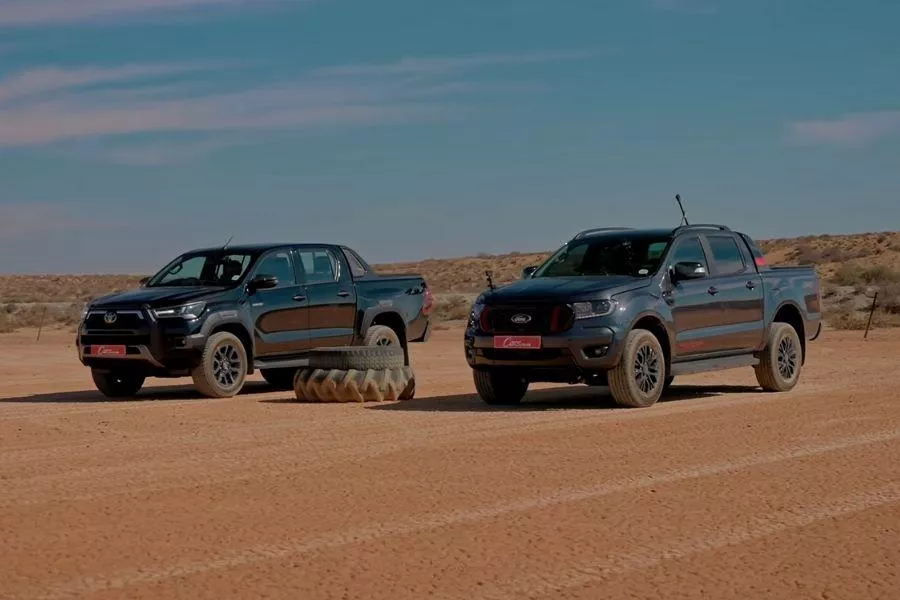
left=104, top=311, right=118, bottom=324
left=510, top=313, right=532, bottom=325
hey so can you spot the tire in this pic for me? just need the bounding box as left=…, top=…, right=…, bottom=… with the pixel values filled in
left=307, top=346, right=405, bottom=371
left=608, top=329, right=666, bottom=408
left=399, top=366, right=416, bottom=400
left=191, top=331, right=248, bottom=398
left=91, top=369, right=145, bottom=398
left=260, top=368, right=297, bottom=390
left=293, top=367, right=413, bottom=403
left=473, top=369, right=528, bottom=406
left=754, top=322, right=802, bottom=392
left=363, top=324, right=402, bottom=348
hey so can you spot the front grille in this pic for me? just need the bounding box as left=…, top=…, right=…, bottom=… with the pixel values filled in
left=81, top=333, right=151, bottom=346
left=84, top=309, right=146, bottom=333
left=480, top=304, right=574, bottom=334
left=481, top=348, right=566, bottom=361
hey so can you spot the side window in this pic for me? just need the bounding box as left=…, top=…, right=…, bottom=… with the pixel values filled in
left=705, top=235, right=746, bottom=276
left=343, top=248, right=367, bottom=278
left=254, top=250, right=295, bottom=288
left=670, top=236, right=709, bottom=272
left=298, top=248, right=338, bottom=284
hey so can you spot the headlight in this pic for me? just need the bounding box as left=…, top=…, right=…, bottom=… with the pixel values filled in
left=151, top=301, right=206, bottom=319
left=572, top=299, right=617, bottom=320
left=80, top=303, right=92, bottom=321
left=468, top=297, right=486, bottom=327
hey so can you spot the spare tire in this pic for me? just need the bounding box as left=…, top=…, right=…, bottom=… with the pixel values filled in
left=294, top=367, right=414, bottom=403
left=307, top=346, right=405, bottom=371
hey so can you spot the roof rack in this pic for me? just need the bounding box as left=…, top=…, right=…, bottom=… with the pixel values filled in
left=571, top=227, right=635, bottom=240
left=671, top=224, right=732, bottom=234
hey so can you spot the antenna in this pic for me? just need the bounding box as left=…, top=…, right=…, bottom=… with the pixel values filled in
left=485, top=270, right=495, bottom=291
left=222, top=234, right=234, bottom=250
left=675, top=194, right=689, bottom=226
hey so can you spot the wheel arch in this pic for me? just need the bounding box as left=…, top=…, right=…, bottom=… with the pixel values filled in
left=209, top=322, right=255, bottom=374
left=628, top=312, right=673, bottom=375
left=771, top=301, right=806, bottom=364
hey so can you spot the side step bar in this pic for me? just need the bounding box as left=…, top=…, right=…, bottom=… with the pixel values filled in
left=670, top=354, right=759, bottom=376
left=253, top=357, right=310, bottom=370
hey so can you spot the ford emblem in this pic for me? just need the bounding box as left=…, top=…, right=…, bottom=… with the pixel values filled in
left=510, top=313, right=532, bottom=325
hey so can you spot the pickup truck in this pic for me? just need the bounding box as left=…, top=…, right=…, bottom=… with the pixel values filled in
left=77, top=243, right=433, bottom=398
left=464, top=224, right=822, bottom=408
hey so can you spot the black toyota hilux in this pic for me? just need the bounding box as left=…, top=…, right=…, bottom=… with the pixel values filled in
left=77, top=243, right=433, bottom=398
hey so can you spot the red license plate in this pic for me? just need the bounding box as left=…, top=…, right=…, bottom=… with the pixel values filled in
left=493, top=335, right=542, bottom=350
left=90, top=345, right=127, bottom=357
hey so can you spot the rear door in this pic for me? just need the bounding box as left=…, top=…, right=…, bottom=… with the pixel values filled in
left=296, top=246, right=358, bottom=349
left=247, top=247, right=310, bottom=358
left=663, top=234, right=722, bottom=358
left=700, top=233, right=765, bottom=353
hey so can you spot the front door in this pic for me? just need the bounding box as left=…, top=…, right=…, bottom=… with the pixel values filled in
left=701, top=233, right=765, bottom=353
left=247, top=248, right=310, bottom=358
left=295, top=247, right=357, bottom=349
left=663, top=234, right=723, bottom=359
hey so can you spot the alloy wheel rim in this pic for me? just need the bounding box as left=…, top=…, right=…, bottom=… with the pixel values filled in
left=777, top=335, right=798, bottom=380
left=634, top=344, right=661, bottom=394
left=213, top=343, right=242, bottom=388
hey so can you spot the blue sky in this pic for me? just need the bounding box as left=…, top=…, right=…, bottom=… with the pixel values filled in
left=1, top=0, right=899, bottom=274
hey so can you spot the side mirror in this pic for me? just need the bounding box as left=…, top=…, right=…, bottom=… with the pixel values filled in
left=672, top=261, right=707, bottom=281
left=522, top=265, right=538, bottom=279
left=247, top=274, right=278, bottom=292
left=138, top=277, right=149, bottom=287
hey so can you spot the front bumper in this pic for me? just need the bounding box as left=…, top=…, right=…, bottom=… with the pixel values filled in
left=76, top=306, right=205, bottom=372
left=464, top=324, right=624, bottom=371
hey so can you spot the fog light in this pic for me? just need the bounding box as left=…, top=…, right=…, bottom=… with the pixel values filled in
left=585, top=345, right=609, bottom=358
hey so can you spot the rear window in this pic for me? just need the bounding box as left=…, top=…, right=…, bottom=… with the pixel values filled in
left=706, top=235, right=747, bottom=276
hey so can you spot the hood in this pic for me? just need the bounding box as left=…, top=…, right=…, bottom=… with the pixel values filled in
left=90, top=286, right=229, bottom=309
left=481, top=276, right=649, bottom=304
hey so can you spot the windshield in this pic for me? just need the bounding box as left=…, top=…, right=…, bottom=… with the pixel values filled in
left=146, top=251, right=255, bottom=287
left=533, top=234, right=672, bottom=278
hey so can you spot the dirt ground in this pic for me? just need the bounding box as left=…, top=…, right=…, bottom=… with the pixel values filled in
left=1, top=324, right=898, bottom=600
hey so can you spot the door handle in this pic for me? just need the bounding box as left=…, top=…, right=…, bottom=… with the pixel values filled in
left=337, top=290, right=350, bottom=297
left=707, top=286, right=719, bottom=296
left=292, top=294, right=307, bottom=302
left=746, top=280, right=756, bottom=290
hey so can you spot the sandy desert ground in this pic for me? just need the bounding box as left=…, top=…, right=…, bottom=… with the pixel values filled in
left=1, top=324, right=899, bottom=599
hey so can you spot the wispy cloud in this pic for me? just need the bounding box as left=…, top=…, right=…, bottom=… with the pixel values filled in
left=0, top=203, right=124, bottom=239
left=317, top=49, right=604, bottom=77
left=785, top=110, right=900, bottom=147
left=0, top=49, right=597, bottom=159
left=0, top=61, right=231, bottom=105
left=0, top=0, right=305, bottom=28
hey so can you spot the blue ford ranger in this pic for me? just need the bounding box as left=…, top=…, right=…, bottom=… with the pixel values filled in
left=77, top=243, right=433, bottom=398
left=464, top=224, right=822, bottom=408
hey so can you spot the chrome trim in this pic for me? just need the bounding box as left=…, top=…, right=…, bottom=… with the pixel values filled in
left=79, top=344, right=164, bottom=368
left=87, top=309, right=144, bottom=320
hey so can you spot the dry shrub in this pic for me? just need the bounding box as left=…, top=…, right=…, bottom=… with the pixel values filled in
left=433, top=295, right=474, bottom=322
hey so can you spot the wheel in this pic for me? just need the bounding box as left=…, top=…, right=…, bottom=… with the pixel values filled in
left=754, top=322, right=802, bottom=392
left=293, top=367, right=413, bottom=403
left=608, top=329, right=666, bottom=408
left=363, top=324, right=402, bottom=348
left=260, top=368, right=297, bottom=390
left=307, top=346, right=405, bottom=371
left=91, top=369, right=145, bottom=398
left=191, top=331, right=248, bottom=398
left=473, top=369, right=528, bottom=406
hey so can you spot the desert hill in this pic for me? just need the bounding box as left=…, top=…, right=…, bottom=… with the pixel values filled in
left=2, top=231, right=899, bottom=332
